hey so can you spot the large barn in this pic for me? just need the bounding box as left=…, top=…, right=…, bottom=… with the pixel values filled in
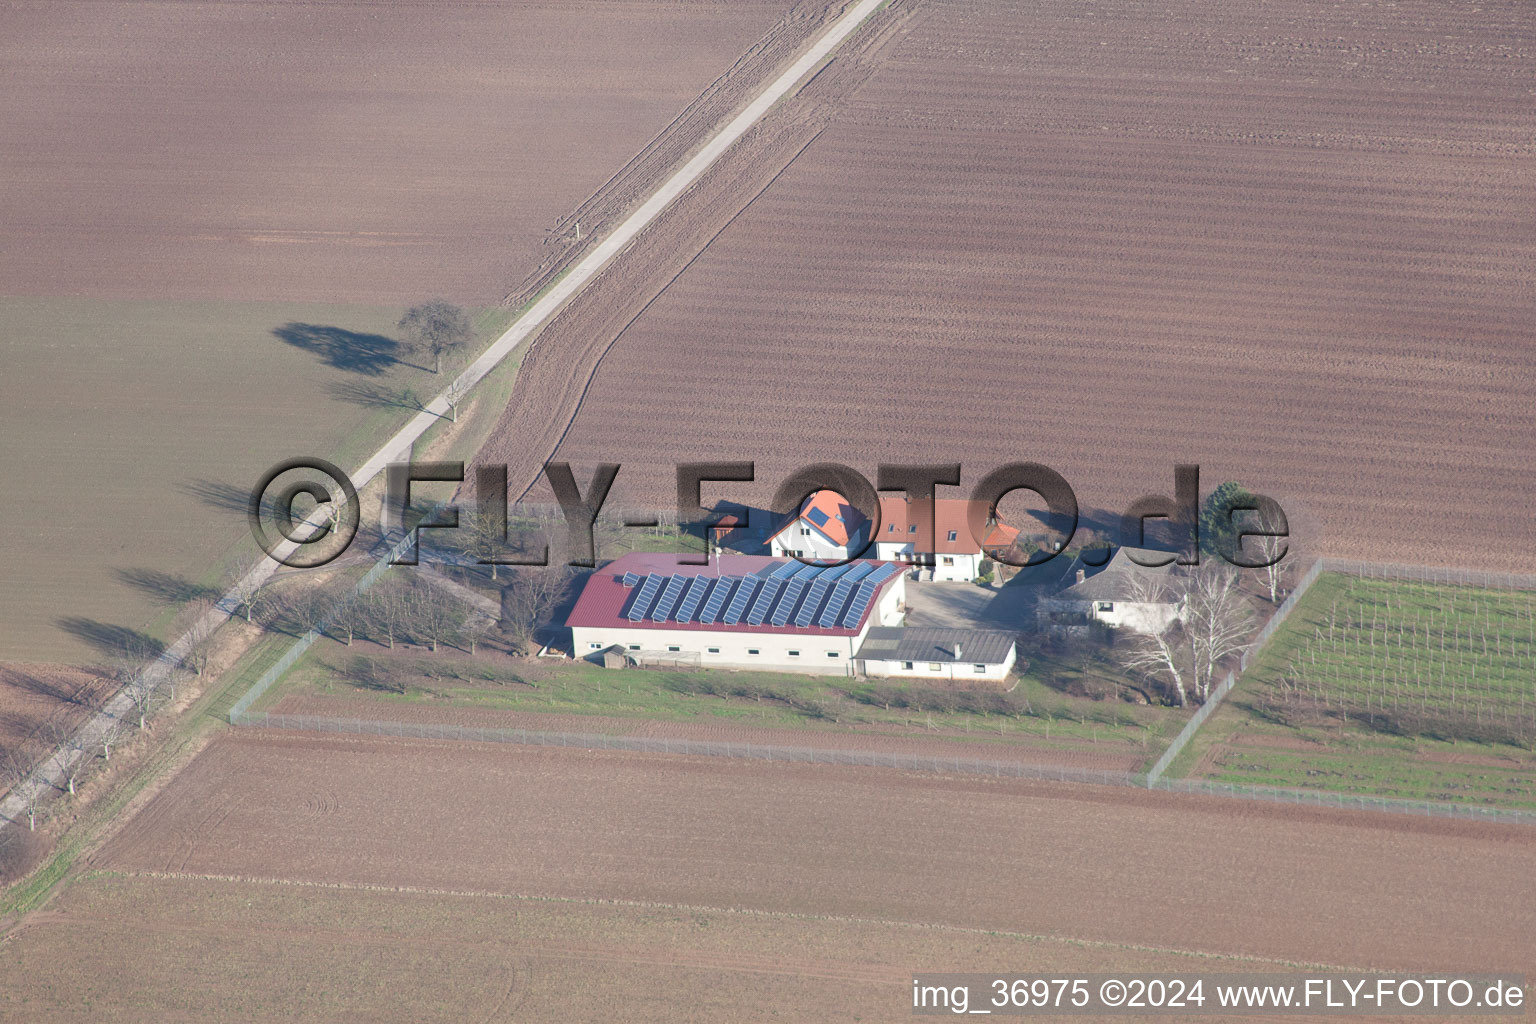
left=566, top=552, right=907, bottom=674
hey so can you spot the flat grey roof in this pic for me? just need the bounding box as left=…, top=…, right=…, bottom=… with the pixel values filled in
left=855, top=627, right=1015, bottom=665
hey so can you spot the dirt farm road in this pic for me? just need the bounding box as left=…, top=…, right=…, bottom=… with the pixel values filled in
left=0, top=0, right=885, bottom=835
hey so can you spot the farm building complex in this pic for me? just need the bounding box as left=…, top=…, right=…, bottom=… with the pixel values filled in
left=567, top=551, right=1016, bottom=680
left=767, top=490, right=1020, bottom=582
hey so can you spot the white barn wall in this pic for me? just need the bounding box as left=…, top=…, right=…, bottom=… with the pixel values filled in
left=572, top=575, right=907, bottom=676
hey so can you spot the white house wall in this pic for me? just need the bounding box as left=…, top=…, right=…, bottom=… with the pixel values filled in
left=769, top=523, right=851, bottom=562
left=873, top=542, right=982, bottom=582
left=859, top=645, right=1016, bottom=682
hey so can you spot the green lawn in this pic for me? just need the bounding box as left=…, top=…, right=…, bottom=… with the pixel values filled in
left=256, top=639, right=1186, bottom=766
left=1173, top=572, right=1536, bottom=810
left=1240, top=573, right=1536, bottom=745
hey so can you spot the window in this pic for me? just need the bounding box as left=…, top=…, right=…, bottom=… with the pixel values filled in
left=588, top=642, right=603, bottom=650
left=800, top=526, right=810, bottom=536
left=901, top=661, right=914, bottom=671
left=908, top=524, right=917, bottom=534
left=1096, top=601, right=1115, bottom=613
left=941, top=556, right=955, bottom=566
left=628, top=644, right=641, bottom=651
left=928, top=662, right=943, bottom=672
left=826, top=651, right=840, bottom=659
left=787, top=650, right=800, bottom=657
left=947, top=530, right=958, bottom=542
left=887, top=523, right=896, bottom=532
left=667, top=645, right=681, bottom=653
left=973, top=664, right=987, bottom=673
left=747, top=648, right=760, bottom=656
left=707, top=647, right=721, bottom=655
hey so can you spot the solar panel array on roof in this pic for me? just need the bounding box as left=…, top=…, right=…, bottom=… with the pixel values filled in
left=614, top=561, right=901, bottom=629
left=722, top=577, right=760, bottom=624
left=816, top=570, right=869, bottom=627
left=770, top=577, right=809, bottom=626
left=698, top=577, right=736, bottom=622
left=839, top=581, right=879, bottom=627
left=836, top=563, right=904, bottom=627
left=649, top=575, right=688, bottom=622
left=626, top=574, right=664, bottom=621
left=674, top=576, right=711, bottom=622
left=842, top=562, right=877, bottom=585
left=745, top=578, right=784, bottom=625
left=793, top=569, right=842, bottom=627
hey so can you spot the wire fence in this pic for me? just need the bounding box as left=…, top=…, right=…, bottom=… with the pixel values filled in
left=227, top=517, right=438, bottom=721
left=222, top=551, right=1536, bottom=828
left=1239, top=558, right=1327, bottom=671
left=227, top=710, right=1536, bottom=826
left=230, top=711, right=1142, bottom=785
left=1319, top=559, right=1536, bottom=593
left=1144, top=558, right=1328, bottom=784
left=1143, top=670, right=1237, bottom=785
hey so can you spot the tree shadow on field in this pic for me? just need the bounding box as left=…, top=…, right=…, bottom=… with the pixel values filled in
left=55, top=617, right=166, bottom=662
left=273, top=322, right=414, bottom=376
left=324, top=379, right=425, bottom=412
left=182, top=477, right=283, bottom=523
left=113, top=567, right=221, bottom=607
left=0, top=666, right=90, bottom=707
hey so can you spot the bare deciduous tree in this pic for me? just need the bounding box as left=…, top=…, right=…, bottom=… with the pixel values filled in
left=459, top=613, right=494, bottom=655
left=1242, top=506, right=1290, bottom=603
left=365, top=586, right=407, bottom=650
left=398, top=299, right=474, bottom=374
left=443, top=377, right=470, bottom=423
left=97, top=706, right=126, bottom=762
left=1, top=752, right=41, bottom=830
left=407, top=585, right=466, bottom=654
left=1185, top=567, right=1255, bottom=701
left=114, top=665, right=158, bottom=731
left=500, top=567, right=571, bottom=654
left=175, top=594, right=220, bottom=677
left=1118, top=575, right=1191, bottom=707
left=43, top=719, right=90, bottom=797
left=328, top=589, right=364, bottom=646
left=227, top=557, right=268, bottom=625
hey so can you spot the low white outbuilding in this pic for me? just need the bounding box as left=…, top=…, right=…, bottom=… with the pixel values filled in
left=854, top=627, right=1017, bottom=682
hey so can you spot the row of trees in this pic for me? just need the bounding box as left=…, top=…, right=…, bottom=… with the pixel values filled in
left=229, top=556, right=572, bottom=660
left=1, top=663, right=158, bottom=832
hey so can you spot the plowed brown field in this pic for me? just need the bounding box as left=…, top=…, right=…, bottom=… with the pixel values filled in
left=99, top=731, right=1536, bottom=977
left=0, top=0, right=800, bottom=304
left=478, top=0, right=1536, bottom=570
